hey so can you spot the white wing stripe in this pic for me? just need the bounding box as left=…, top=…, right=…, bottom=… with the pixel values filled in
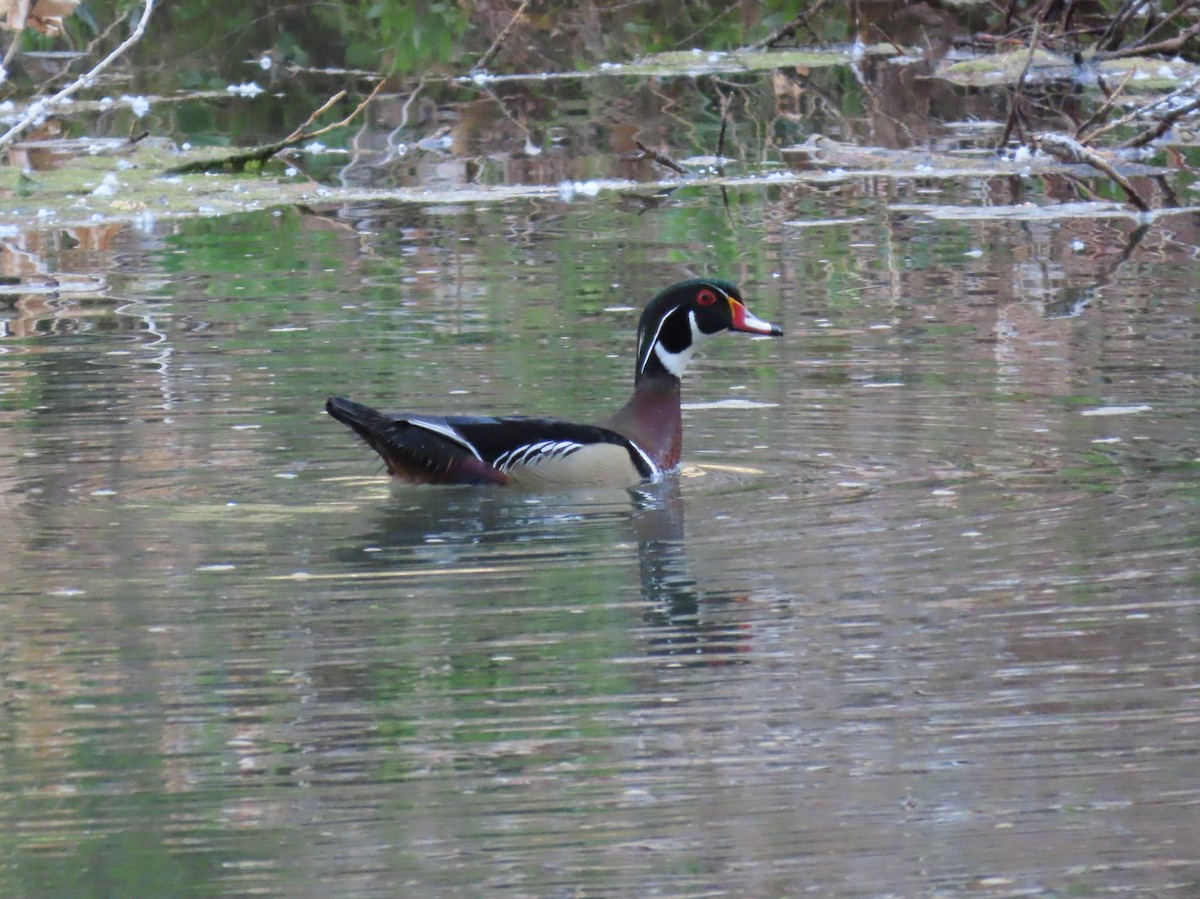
left=627, top=438, right=659, bottom=478
left=495, top=440, right=583, bottom=473
left=406, top=417, right=483, bottom=460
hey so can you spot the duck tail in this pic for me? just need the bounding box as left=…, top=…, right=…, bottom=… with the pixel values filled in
left=325, top=396, right=509, bottom=485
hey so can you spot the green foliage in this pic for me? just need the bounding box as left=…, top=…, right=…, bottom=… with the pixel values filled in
left=365, top=0, right=471, bottom=73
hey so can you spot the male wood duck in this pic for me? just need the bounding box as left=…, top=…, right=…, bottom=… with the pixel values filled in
left=326, top=278, right=781, bottom=488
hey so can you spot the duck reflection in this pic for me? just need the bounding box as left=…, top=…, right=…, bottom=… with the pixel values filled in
left=333, top=476, right=752, bottom=664
left=628, top=480, right=753, bottom=665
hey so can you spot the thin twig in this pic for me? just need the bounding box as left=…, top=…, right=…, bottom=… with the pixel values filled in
left=0, top=0, right=157, bottom=153
left=1094, top=19, right=1200, bottom=59
left=308, top=79, right=387, bottom=138
left=868, top=23, right=905, bottom=56
left=750, top=0, right=830, bottom=50
left=473, top=0, right=533, bottom=72
left=1017, top=20, right=1041, bottom=83
left=283, top=91, right=346, bottom=143
left=1096, top=0, right=1152, bottom=51
left=1126, top=0, right=1200, bottom=50
left=1075, top=67, right=1136, bottom=141
left=1085, top=73, right=1200, bottom=143
left=1120, top=94, right=1200, bottom=149
left=999, top=20, right=1041, bottom=149
left=1002, top=0, right=1020, bottom=34
left=633, top=140, right=688, bottom=175
left=1059, top=0, right=1083, bottom=32
left=671, top=1, right=739, bottom=51
left=477, top=82, right=535, bottom=145
left=1038, top=132, right=1151, bottom=211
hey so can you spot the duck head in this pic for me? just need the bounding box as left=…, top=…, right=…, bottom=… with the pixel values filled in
left=635, top=278, right=782, bottom=383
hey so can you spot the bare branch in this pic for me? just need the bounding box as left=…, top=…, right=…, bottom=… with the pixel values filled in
left=1075, top=67, right=1136, bottom=141
left=1093, top=19, right=1200, bottom=60
left=283, top=91, right=347, bottom=143
left=1038, top=132, right=1151, bottom=211
left=0, top=0, right=157, bottom=153
left=1096, top=0, right=1152, bottom=51
left=167, top=79, right=387, bottom=176
left=1126, top=0, right=1200, bottom=50
left=1085, top=74, right=1200, bottom=143
left=1120, top=94, right=1200, bottom=149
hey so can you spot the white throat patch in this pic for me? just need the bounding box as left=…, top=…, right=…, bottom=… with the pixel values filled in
left=650, top=310, right=705, bottom=377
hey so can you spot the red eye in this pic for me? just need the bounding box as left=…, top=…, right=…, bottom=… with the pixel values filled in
left=696, top=288, right=718, bottom=306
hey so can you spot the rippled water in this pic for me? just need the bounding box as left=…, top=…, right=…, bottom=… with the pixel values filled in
left=2, top=180, right=1199, bottom=895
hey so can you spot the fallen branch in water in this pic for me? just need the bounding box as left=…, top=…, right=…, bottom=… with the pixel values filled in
left=166, top=79, right=386, bottom=175
left=0, top=0, right=156, bottom=153
left=1037, top=132, right=1151, bottom=212
left=632, top=140, right=688, bottom=176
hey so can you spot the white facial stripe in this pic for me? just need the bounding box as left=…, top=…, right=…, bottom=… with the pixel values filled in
left=408, top=417, right=483, bottom=459
left=637, top=313, right=671, bottom=375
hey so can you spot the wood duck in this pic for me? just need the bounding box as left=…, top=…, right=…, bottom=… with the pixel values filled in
left=326, top=278, right=782, bottom=488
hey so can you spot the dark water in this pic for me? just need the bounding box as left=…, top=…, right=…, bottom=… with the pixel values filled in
left=3, top=76, right=1200, bottom=897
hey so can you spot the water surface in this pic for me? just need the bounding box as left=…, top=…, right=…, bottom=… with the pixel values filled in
left=2, top=109, right=1199, bottom=897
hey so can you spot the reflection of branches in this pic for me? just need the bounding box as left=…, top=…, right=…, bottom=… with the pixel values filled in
left=750, top=0, right=830, bottom=49
left=477, top=82, right=536, bottom=147
left=672, top=0, right=740, bottom=51
left=473, top=0, right=533, bottom=72
left=332, top=76, right=434, bottom=186
left=774, top=67, right=857, bottom=139
left=1052, top=222, right=1150, bottom=318
left=998, top=21, right=1040, bottom=149
left=714, top=87, right=733, bottom=169
left=986, top=3, right=1200, bottom=212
